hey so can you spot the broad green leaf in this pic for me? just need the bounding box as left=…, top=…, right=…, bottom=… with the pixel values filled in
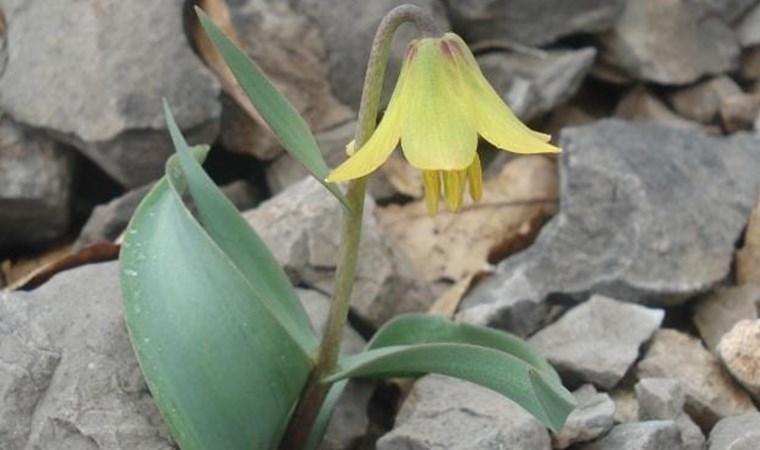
left=368, top=313, right=561, bottom=384
left=196, top=7, right=345, bottom=205
left=163, top=102, right=316, bottom=352
left=327, top=343, right=575, bottom=432
left=121, top=144, right=312, bottom=450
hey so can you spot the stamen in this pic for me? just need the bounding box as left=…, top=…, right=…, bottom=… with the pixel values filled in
left=467, top=154, right=483, bottom=202
left=423, top=170, right=441, bottom=216
left=443, top=170, right=466, bottom=211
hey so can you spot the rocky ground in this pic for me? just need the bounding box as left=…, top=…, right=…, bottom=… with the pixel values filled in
left=1, top=0, right=760, bottom=449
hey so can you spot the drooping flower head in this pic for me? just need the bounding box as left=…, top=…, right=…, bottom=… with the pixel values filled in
left=327, top=33, right=560, bottom=215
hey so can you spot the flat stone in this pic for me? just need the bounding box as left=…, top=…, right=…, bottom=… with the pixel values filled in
left=478, top=47, right=596, bottom=122
left=0, top=262, right=173, bottom=449
left=693, top=286, right=760, bottom=352
left=636, top=378, right=705, bottom=450
left=694, top=0, right=760, bottom=23
left=0, top=0, right=220, bottom=187
left=667, top=77, right=742, bottom=124
left=294, top=0, right=449, bottom=110
left=552, top=384, right=616, bottom=449
left=717, top=319, right=760, bottom=402
left=76, top=180, right=261, bottom=248
left=0, top=117, right=75, bottom=247
left=598, top=0, right=740, bottom=85
left=636, top=378, right=685, bottom=421
left=376, top=374, right=551, bottom=450
left=244, top=177, right=432, bottom=328
left=675, top=415, right=707, bottom=450
left=737, top=192, right=760, bottom=285
left=529, top=295, right=664, bottom=389
left=578, top=421, right=684, bottom=450
left=637, top=329, right=755, bottom=430
left=738, top=4, right=760, bottom=47
left=615, top=86, right=702, bottom=130
left=708, top=413, right=760, bottom=450
left=448, top=0, right=627, bottom=47
left=460, top=120, right=760, bottom=336
left=220, top=0, right=353, bottom=160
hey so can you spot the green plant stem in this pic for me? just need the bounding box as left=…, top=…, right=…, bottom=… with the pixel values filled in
left=278, top=6, right=440, bottom=450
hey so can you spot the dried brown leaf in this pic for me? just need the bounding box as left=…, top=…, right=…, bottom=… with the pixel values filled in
left=378, top=156, right=558, bottom=285
left=3, top=242, right=120, bottom=291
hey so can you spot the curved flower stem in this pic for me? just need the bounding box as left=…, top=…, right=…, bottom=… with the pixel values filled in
left=278, top=6, right=440, bottom=450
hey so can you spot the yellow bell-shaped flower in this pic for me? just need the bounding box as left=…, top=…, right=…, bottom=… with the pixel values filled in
left=327, top=32, right=560, bottom=215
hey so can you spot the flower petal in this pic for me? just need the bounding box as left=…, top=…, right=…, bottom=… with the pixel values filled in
left=447, top=34, right=560, bottom=155
left=326, top=59, right=410, bottom=182
left=400, top=39, right=479, bottom=171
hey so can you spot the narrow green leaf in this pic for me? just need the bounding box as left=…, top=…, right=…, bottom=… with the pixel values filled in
left=368, top=313, right=561, bottom=384
left=163, top=102, right=317, bottom=352
left=121, top=158, right=312, bottom=449
left=302, top=380, right=349, bottom=450
left=195, top=7, right=345, bottom=205
left=327, top=343, right=575, bottom=432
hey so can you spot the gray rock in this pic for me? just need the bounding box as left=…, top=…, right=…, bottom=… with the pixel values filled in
left=636, top=378, right=686, bottom=421
left=693, top=285, right=760, bottom=352
left=448, top=0, right=627, bottom=47
left=478, top=47, right=596, bottom=122
left=377, top=374, right=551, bottom=450
left=459, top=120, right=760, bottom=336
left=579, top=421, right=684, bottom=450
left=708, top=413, right=760, bottom=450
left=667, top=77, right=742, bottom=124
left=636, top=378, right=705, bottom=450
left=529, top=295, right=663, bottom=389
left=220, top=0, right=353, bottom=160
left=615, top=86, right=702, bottom=130
left=0, top=117, right=74, bottom=247
left=738, top=4, right=760, bottom=47
left=598, top=0, right=740, bottom=84
left=676, top=415, right=707, bottom=450
left=76, top=180, right=261, bottom=248
left=244, top=177, right=432, bottom=328
left=294, top=0, right=449, bottom=110
left=552, top=384, right=616, bottom=449
left=0, top=0, right=220, bottom=187
left=693, top=0, right=760, bottom=23
left=717, top=319, right=760, bottom=402
left=0, top=262, right=173, bottom=449
left=637, top=329, right=755, bottom=430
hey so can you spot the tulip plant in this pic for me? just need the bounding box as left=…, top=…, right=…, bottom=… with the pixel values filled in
left=120, top=5, right=574, bottom=450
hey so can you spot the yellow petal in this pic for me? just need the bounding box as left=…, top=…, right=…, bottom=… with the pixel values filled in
left=423, top=170, right=441, bottom=216
left=326, top=55, right=411, bottom=182
left=399, top=39, right=479, bottom=171
left=446, top=33, right=560, bottom=155
left=467, top=154, right=483, bottom=203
